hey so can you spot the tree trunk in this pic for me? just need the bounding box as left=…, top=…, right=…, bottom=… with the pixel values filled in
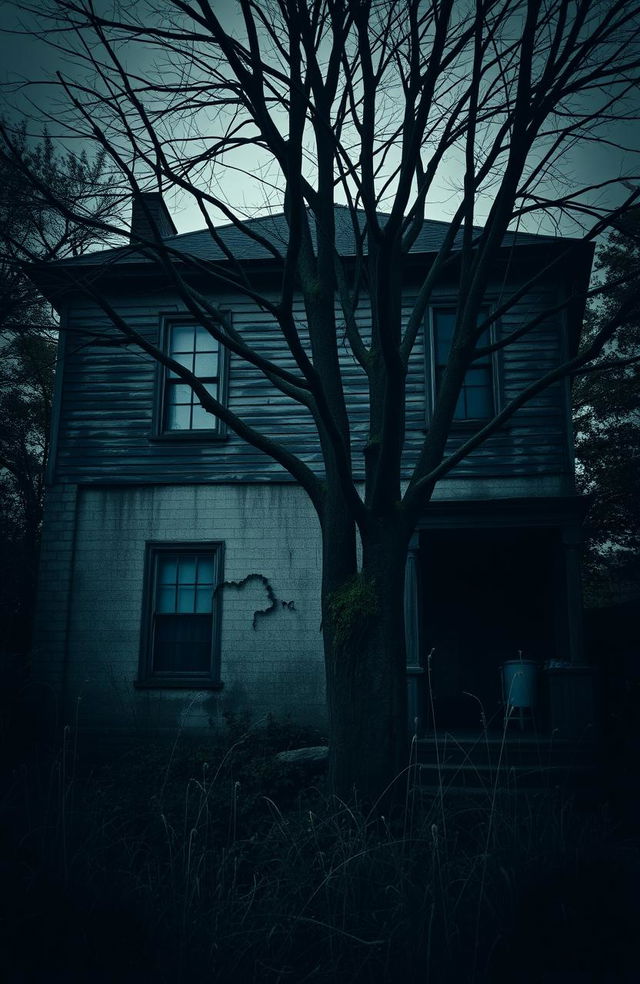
left=322, top=513, right=411, bottom=803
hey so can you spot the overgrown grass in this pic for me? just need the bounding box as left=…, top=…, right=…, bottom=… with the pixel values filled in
left=1, top=715, right=637, bottom=983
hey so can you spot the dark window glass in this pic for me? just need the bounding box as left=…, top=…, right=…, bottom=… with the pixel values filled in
left=150, top=551, right=217, bottom=676
left=433, top=308, right=493, bottom=420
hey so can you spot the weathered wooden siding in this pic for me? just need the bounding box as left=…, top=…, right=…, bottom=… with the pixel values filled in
left=52, top=279, right=570, bottom=485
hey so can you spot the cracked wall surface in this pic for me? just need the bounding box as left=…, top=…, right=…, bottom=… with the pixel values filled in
left=33, top=483, right=326, bottom=736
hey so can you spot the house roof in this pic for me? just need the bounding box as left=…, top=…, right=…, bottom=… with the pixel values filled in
left=44, top=203, right=565, bottom=269
left=28, top=204, right=593, bottom=354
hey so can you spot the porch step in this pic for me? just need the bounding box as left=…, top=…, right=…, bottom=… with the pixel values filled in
left=416, top=761, right=594, bottom=793
left=414, top=734, right=600, bottom=791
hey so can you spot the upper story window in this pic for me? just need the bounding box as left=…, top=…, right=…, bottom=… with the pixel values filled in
left=430, top=307, right=496, bottom=422
left=158, top=318, right=228, bottom=437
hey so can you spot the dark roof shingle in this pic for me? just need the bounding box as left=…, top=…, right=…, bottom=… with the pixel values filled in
left=52, top=204, right=561, bottom=269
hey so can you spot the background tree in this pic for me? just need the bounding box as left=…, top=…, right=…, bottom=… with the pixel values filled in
left=3, top=0, right=640, bottom=797
left=574, top=212, right=640, bottom=607
left=0, top=124, right=117, bottom=667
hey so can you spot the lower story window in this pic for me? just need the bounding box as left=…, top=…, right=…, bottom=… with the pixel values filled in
left=138, top=543, right=223, bottom=687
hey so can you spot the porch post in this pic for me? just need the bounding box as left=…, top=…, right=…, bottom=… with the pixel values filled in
left=561, top=524, right=585, bottom=666
left=546, top=523, right=596, bottom=738
left=404, top=533, right=424, bottom=734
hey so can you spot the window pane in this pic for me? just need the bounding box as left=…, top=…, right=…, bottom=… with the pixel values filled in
left=434, top=306, right=493, bottom=421
left=167, top=383, right=192, bottom=405
left=434, top=312, right=453, bottom=363
left=170, top=324, right=195, bottom=354
left=191, top=403, right=213, bottom=429
left=435, top=309, right=490, bottom=362
left=163, top=323, right=224, bottom=434
left=465, top=386, right=493, bottom=418
left=195, top=326, right=217, bottom=352
left=435, top=343, right=449, bottom=367
left=178, top=557, right=197, bottom=584
left=177, top=586, right=195, bottom=613
left=195, top=586, right=213, bottom=613
left=466, top=368, right=491, bottom=386
left=188, top=641, right=211, bottom=672
left=153, top=614, right=210, bottom=672
left=158, top=557, right=178, bottom=584
left=435, top=310, right=456, bottom=343
left=168, top=353, right=194, bottom=377
left=197, top=557, right=215, bottom=584
left=149, top=550, right=218, bottom=676
left=453, top=391, right=466, bottom=419
left=194, top=351, right=218, bottom=377
left=155, top=556, right=218, bottom=616
left=157, top=585, right=176, bottom=613
left=167, top=403, right=191, bottom=430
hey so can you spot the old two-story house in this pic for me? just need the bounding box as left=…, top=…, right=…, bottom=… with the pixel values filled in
left=29, top=196, right=596, bottom=748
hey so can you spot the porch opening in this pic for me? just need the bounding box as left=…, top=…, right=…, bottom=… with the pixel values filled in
left=419, top=526, right=558, bottom=733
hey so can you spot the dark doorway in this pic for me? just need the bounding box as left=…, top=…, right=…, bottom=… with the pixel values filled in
left=419, top=526, right=557, bottom=732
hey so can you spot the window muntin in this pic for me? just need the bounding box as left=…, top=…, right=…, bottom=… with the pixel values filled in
left=140, top=545, right=223, bottom=685
left=164, top=322, right=221, bottom=431
left=432, top=308, right=494, bottom=421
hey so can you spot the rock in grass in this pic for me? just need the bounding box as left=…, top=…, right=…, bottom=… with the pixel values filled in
left=275, top=746, right=329, bottom=766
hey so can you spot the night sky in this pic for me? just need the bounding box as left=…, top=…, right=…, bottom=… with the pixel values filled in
left=1, top=1, right=638, bottom=237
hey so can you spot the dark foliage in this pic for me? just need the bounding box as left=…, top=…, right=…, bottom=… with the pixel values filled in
left=1, top=717, right=638, bottom=984
left=0, top=124, right=118, bottom=663
left=574, top=213, right=640, bottom=606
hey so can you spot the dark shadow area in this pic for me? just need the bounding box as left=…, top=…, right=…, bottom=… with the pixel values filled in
left=1, top=701, right=639, bottom=982
left=420, top=527, right=556, bottom=731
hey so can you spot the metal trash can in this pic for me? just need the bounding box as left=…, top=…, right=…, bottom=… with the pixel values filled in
left=502, top=659, right=538, bottom=730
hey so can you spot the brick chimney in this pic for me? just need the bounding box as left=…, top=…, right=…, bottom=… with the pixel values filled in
left=130, top=192, right=178, bottom=243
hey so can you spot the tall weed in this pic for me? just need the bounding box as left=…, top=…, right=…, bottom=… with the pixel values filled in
left=0, top=715, right=636, bottom=983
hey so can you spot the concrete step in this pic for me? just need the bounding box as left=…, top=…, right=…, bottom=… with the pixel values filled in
left=415, top=735, right=597, bottom=769
left=415, top=760, right=596, bottom=792
left=413, top=734, right=600, bottom=791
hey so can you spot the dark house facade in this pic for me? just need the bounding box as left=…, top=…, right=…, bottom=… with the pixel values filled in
left=30, top=198, right=595, bottom=742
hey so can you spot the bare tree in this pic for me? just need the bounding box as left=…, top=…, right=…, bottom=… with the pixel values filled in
left=3, top=0, right=640, bottom=797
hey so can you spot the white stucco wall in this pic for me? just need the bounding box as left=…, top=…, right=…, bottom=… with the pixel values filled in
left=62, top=483, right=326, bottom=736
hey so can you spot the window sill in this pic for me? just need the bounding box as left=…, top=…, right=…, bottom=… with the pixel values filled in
left=148, top=431, right=229, bottom=443
left=449, top=419, right=493, bottom=430
left=134, top=679, right=224, bottom=691
left=423, top=419, right=495, bottom=433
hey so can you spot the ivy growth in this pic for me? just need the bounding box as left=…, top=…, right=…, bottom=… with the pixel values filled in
left=327, top=573, right=377, bottom=649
